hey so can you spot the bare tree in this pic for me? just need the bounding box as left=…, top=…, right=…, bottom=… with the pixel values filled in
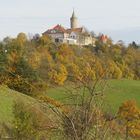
left=39, top=71, right=119, bottom=140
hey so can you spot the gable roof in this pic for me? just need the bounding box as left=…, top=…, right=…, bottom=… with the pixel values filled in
left=53, top=24, right=67, bottom=32
left=43, top=24, right=67, bottom=34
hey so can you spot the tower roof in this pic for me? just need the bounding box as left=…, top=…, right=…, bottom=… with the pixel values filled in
left=71, top=10, right=77, bottom=18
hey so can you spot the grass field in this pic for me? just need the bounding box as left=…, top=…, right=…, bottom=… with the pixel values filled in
left=0, top=86, right=14, bottom=123
left=46, top=80, right=140, bottom=113
left=0, top=80, right=140, bottom=123
left=105, top=80, right=140, bottom=113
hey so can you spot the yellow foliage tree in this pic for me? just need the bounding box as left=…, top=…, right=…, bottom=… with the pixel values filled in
left=40, top=35, right=52, bottom=46
left=17, top=32, right=27, bottom=48
left=82, top=62, right=96, bottom=82
left=118, top=100, right=140, bottom=140
left=67, top=63, right=82, bottom=81
left=48, top=64, right=68, bottom=85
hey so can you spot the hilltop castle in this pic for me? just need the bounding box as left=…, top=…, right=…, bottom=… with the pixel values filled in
left=43, top=10, right=96, bottom=46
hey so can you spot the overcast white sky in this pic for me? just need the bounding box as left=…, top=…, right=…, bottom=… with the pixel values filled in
left=0, top=0, right=140, bottom=43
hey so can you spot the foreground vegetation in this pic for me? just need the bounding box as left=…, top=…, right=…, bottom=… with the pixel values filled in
left=0, top=79, right=140, bottom=139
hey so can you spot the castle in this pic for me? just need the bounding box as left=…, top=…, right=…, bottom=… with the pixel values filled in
left=43, top=10, right=96, bottom=46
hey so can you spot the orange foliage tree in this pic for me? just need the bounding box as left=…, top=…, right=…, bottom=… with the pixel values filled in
left=118, top=100, right=140, bottom=140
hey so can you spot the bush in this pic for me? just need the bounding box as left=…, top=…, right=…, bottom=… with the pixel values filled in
left=12, top=100, right=39, bottom=140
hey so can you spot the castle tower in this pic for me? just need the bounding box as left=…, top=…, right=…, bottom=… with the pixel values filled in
left=70, top=10, right=79, bottom=29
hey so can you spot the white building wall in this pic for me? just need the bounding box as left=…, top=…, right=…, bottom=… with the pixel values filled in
left=49, top=33, right=64, bottom=39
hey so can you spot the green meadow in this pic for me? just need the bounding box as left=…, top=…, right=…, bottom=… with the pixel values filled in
left=47, top=80, right=140, bottom=113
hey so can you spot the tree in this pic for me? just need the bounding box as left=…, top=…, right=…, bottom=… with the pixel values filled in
left=118, top=100, right=140, bottom=140
left=17, top=32, right=28, bottom=48
left=39, top=35, right=52, bottom=46
left=48, top=63, right=68, bottom=85
left=15, top=57, right=38, bottom=81
left=67, top=63, right=82, bottom=81
left=39, top=67, right=117, bottom=140
left=6, top=57, right=39, bottom=95
left=0, top=51, right=7, bottom=75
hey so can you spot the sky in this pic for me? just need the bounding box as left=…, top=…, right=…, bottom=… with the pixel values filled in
left=0, top=0, right=140, bottom=44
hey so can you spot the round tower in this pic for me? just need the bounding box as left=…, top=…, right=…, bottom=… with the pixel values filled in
left=70, top=10, right=79, bottom=29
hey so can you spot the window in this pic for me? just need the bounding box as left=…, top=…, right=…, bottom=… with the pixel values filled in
left=55, top=38, right=59, bottom=43
left=51, top=30, right=56, bottom=33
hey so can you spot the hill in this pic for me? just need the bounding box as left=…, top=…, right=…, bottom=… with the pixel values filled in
left=0, top=85, right=40, bottom=123
left=0, top=86, right=59, bottom=139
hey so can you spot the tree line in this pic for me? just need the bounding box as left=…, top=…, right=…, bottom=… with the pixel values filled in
left=0, top=33, right=140, bottom=95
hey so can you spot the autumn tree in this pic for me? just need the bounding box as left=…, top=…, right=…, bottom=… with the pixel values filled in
left=39, top=34, right=52, bottom=46
left=48, top=63, right=68, bottom=85
left=118, top=100, right=140, bottom=140
left=0, top=49, right=7, bottom=75
left=16, top=32, right=28, bottom=48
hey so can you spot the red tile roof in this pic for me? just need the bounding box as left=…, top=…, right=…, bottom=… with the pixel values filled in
left=67, top=28, right=83, bottom=33
left=53, top=24, right=67, bottom=32
left=43, top=24, right=67, bottom=34
left=43, top=25, right=84, bottom=35
left=100, top=34, right=108, bottom=42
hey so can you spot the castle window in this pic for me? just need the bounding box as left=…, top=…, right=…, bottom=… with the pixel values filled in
left=51, top=30, right=56, bottom=33
left=55, top=38, right=59, bottom=43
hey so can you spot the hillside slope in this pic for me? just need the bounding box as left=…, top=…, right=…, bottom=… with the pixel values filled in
left=0, top=85, right=39, bottom=123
